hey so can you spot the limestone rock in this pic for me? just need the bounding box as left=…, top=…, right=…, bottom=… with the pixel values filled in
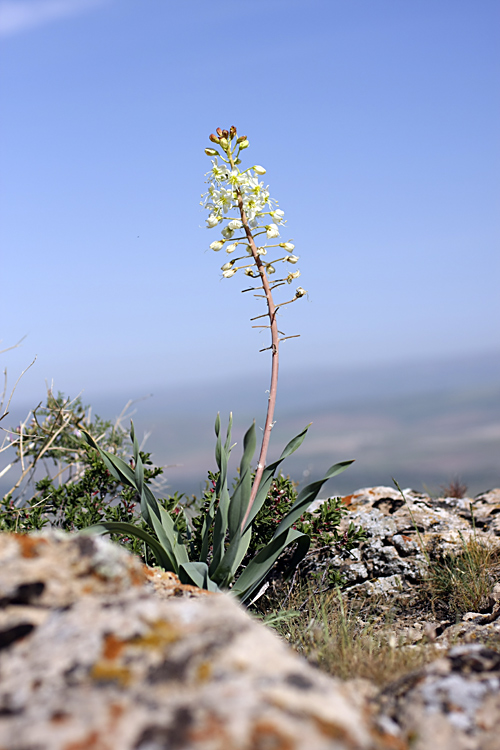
left=0, top=531, right=391, bottom=750
left=307, top=487, right=500, bottom=596
left=376, top=644, right=500, bottom=750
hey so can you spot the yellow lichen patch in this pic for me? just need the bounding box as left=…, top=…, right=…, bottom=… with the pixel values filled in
left=196, top=661, right=212, bottom=682
left=131, top=620, right=181, bottom=650
left=90, top=661, right=131, bottom=687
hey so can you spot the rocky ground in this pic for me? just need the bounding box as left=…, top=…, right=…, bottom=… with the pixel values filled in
left=0, top=486, right=499, bottom=749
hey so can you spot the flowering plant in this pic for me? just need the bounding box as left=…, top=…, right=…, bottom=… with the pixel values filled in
left=82, top=127, right=355, bottom=602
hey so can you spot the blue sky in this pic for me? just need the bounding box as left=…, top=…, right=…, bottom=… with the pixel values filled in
left=1, top=0, right=499, bottom=408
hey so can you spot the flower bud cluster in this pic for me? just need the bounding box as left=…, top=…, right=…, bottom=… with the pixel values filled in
left=202, top=127, right=306, bottom=298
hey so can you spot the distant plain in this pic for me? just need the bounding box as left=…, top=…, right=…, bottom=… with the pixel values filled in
left=4, top=351, right=496, bottom=502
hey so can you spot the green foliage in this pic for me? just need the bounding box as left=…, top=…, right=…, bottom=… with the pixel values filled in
left=83, top=415, right=356, bottom=602
left=0, top=390, right=162, bottom=560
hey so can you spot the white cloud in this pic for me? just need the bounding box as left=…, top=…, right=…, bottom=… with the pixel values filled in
left=0, top=0, right=109, bottom=36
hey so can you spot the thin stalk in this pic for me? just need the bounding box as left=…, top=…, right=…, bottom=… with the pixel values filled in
left=227, top=149, right=280, bottom=532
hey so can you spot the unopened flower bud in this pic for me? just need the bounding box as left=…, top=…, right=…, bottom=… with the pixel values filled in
left=216, top=127, right=223, bottom=137
left=222, top=129, right=229, bottom=138
left=286, top=271, right=301, bottom=283
left=205, top=148, right=218, bottom=156
left=206, top=214, right=220, bottom=228
left=266, top=264, right=276, bottom=275
left=227, top=219, right=242, bottom=230
left=244, top=268, right=256, bottom=277
left=238, top=139, right=249, bottom=149
left=219, top=137, right=229, bottom=149
left=209, top=133, right=220, bottom=144
left=286, top=254, right=299, bottom=264
left=234, top=158, right=242, bottom=165
left=253, top=165, right=266, bottom=175
left=210, top=241, right=224, bottom=251
left=295, top=287, right=307, bottom=297
left=256, top=247, right=267, bottom=255
left=229, top=125, right=237, bottom=139
left=223, top=268, right=237, bottom=278
left=221, top=261, right=235, bottom=271
left=237, top=135, right=247, bottom=143
left=226, top=242, right=238, bottom=253
left=279, top=242, right=295, bottom=251
left=221, top=226, right=235, bottom=239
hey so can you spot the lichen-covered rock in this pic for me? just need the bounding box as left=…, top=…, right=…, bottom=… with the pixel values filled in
left=307, top=487, right=500, bottom=596
left=376, top=644, right=500, bottom=750
left=0, top=531, right=393, bottom=750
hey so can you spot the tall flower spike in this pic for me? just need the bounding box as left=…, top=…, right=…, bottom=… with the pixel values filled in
left=203, top=127, right=305, bottom=528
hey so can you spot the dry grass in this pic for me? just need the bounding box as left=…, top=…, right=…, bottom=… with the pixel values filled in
left=439, top=477, right=468, bottom=499
left=426, top=533, right=500, bottom=619
left=257, top=583, right=438, bottom=688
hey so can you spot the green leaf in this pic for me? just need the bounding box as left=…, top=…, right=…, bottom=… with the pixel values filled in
left=227, top=421, right=255, bottom=539
left=272, top=459, right=354, bottom=539
left=179, top=562, right=220, bottom=592
left=209, top=415, right=233, bottom=568
left=130, top=421, right=144, bottom=500
left=82, top=430, right=136, bottom=487
left=231, top=528, right=310, bottom=603
left=80, top=521, right=173, bottom=570
left=209, top=526, right=252, bottom=587
left=242, top=424, right=311, bottom=533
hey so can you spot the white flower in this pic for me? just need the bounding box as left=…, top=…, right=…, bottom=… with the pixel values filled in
left=295, top=286, right=307, bottom=297
left=253, top=165, right=266, bottom=175
left=206, top=214, right=220, bottom=228
left=265, top=224, right=280, bottom=239
left=256, top=247, right=267, bottom=255
left=285, top=254, right=299, bottom=264
left=211, top=187, right=235, bottom=214
left=209, top=158, right=230, bottom=182
left=221, top=226, right=235, bottom=239
left=271, top=209, right=285, bottom=224
left=228, top=219, right=242, bottom=230
left=210, top=241, right=224, bottom=251
left=223, top=268, right=237, bottom=278
left=279, top=242, right=295, bottom=251
left=221, top=261, right=235, bottom=271
left=226, top=243, right=238, bottom=253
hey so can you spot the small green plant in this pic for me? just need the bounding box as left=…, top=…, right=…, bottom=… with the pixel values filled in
left=83, top=126, right=358, bottom=600
left=83, top=417, right=353, bottom=601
